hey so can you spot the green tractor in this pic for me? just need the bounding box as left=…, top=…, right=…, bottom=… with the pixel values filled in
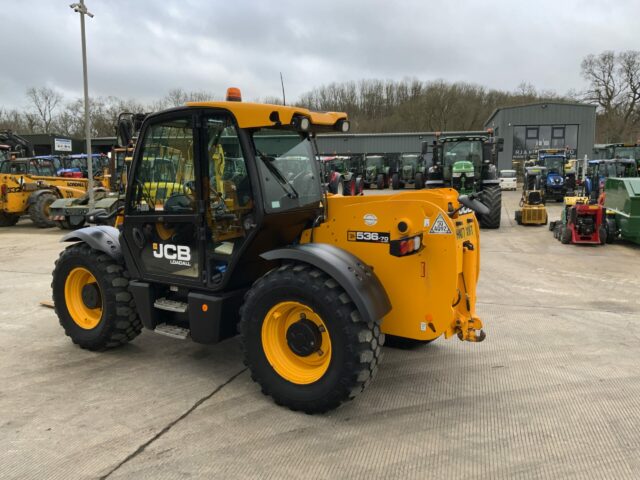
left=390, top=153, right=425, bottom=190
left=426, top=131, right=504, bottom=229
left=363, top=154, right=390, bottom=189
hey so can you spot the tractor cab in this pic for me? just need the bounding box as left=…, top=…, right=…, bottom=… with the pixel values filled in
left=0, top=156, right=60, bottom=177
left=434, top=136, right=485, bottom=194
left=585, top=158, right=638, bottom=201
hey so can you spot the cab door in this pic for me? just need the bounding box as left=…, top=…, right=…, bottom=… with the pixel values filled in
left=122, top=111, right=205, bottom=286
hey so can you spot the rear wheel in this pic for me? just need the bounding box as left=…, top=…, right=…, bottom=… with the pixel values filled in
left=414, top=172, right=424, bottom=190
left=29, top=192, right=57, bottom=228
left=515, top=210, right=522, bottom=225
left=52, top=243, right=142, bottom=351
left=355, top=176, right=364, bottom=195
left=391, top=173, right=400, bottom=190
left=598, top=225, right=607, bottom=245
left=561, top=226, right=572, bottom=244
left=343, top=178, right=356, bottom=196
left=478, top=186, right=501, bottom=229
left=239, top=263, right=384, bottom=413
left=0, top=212, right=20, bottom=227
left=376, top=174, right=385, bottom=190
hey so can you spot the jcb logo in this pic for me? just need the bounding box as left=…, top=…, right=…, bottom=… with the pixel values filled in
left=152, top=243, right=191, bottom=266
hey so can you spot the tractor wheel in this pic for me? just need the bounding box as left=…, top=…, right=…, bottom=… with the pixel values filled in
left=376, top=174, right=385, bottom=190
left=414, top=172, right=424, bottom=190
left=0, top=212, right=20, bottom=227
left=355, top=176, right=364, bottom=195
left=384, top=334, right=433, bottom=349
left=478, top=186, right=502, bottom=229
left=561, top=226, right=572, bottom=244
left=51, top=243, right=142, bottom=351
left=514, top=210, right=522, bottom=225
left=391, top=173, right=400, bottom=190
left=29, top=192, right=57, bottom=228
left=239, top=263, right=384, bottom=414
left=549, top=221, right=556, bottom=231
left=343, top=178, right=356, bottom=196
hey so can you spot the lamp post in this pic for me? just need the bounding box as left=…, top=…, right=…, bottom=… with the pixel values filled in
left=69, top=0, right=94, bottom=208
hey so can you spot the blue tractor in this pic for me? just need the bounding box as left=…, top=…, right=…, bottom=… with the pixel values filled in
left=534, top=149, right=574, bottom=202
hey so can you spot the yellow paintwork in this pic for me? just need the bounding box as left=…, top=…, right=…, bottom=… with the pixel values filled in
left=521, top=205, right=548, bottom=225
left=261, top=301, right=332, bottom=384
left=564, top=196, right=589, bottom=206
left=64, top=267, right=102, bottom=330
left=0, top=174, right=88, bottom=216
left=186, top=101, right=347, bottom=129
left=301, top=188, right=483, bottom=342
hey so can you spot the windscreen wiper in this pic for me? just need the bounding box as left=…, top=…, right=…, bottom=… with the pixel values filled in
left=258, top=154, right=299, bottom=199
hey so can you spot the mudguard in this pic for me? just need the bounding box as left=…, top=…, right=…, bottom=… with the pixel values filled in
left=61, top=225, right=122, bottom=260
left=261, top=243, right=392, bottom=325
left=27, top=189, right=58, bottom=206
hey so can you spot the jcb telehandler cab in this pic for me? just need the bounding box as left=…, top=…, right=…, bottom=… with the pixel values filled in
left=52, top=90, right=487, bottom=413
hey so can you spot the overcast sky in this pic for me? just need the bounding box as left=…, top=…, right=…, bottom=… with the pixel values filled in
left=1, top=0, right=639, bottom=110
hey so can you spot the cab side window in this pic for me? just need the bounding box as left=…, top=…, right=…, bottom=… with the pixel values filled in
left=129, top=117, right=195, bottom=214
left=203, top=116, right=254, bottom=269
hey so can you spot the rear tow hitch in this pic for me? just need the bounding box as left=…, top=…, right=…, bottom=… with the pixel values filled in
left=455, top=317, right=486, bottom=342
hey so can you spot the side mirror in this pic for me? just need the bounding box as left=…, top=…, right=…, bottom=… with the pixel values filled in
left=458, top=194, right=490, bottom=216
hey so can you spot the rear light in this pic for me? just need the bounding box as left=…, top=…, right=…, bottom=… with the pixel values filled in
left=390, top=234, right=422, bottom=257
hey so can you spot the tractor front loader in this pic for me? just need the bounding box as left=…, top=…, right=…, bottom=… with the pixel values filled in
left=51, top=89, right=487, bottom=413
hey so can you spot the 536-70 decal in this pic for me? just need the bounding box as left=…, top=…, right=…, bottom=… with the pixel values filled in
left=347, top=231, right=390, bottom=243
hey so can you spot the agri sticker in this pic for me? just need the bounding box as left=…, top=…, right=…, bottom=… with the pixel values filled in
left=429, top=214, right=452, bottom=235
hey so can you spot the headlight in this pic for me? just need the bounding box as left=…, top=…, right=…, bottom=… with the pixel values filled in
left=452, top=172, right=462, bottom=177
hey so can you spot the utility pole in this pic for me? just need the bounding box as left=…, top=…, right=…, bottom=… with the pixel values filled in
left=70, top=1, right=95, bottom=208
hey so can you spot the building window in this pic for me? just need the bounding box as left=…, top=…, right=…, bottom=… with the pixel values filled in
left=552, top=126, right=565, bottom=139
left=513, top=124, right=580, bottom=159
left=526, top=127, right=538, bottom=139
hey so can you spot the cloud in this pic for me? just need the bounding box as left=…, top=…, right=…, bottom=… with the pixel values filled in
left=1, top=0, right=639, bottom=109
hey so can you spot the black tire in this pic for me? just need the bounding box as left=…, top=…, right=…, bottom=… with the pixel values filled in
left=343, top=178, right=356, bottom=196
left=605, top=218, right=617, bottom=243
left=599, top=225, right=607, bottom=245
left=561, top=226, right=572, bottom=244
left=478, top=186, right=501, bottom=229
left=239, top=263, right=384, bottom=414
left=515, top=210, right=522, bottom=225
left=328, top=174, right=342, bottom=195
left=391, top=173, right=400, bottom=190
left=384, top=334, right=433, bottom=349
left=376, top=174, right=385, bottom=190
left=52, top=243, right=142, bottom=351
left=0, top=212, right=20, bottom=227
left=414, top=172, right=424, bottom=190
left=29, top=192, right=57, bottom=228
left=355, top=176, right=364, bottom=195
left=549, top=221, right=556, bottom=231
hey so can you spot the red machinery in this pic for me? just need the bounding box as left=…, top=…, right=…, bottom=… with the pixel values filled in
left=551, top=197, right=606, bottom=245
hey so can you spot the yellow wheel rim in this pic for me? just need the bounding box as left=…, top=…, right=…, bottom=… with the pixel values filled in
left=261, top=301, right=332, bottom=385
left=64, top=267, right=103, bottom=330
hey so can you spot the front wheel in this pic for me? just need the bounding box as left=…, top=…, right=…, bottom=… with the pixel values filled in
left=414, top=172, right=424, bottom=190
left=52, top=243, right=142, bottom=350
left=29, top=192, right=57, bottom=228
left=391, top=173, right=400, bottom=190
left=376, top=174, right=385, bottom=190
left=239, top=263, right=384, bottom=413
left=355, top=176, right=364, bottom=195
left=478, top=186, right=501, bottom=229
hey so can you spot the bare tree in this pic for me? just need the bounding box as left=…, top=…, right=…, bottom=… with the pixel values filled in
left=25, top=86, right=62, bottom=133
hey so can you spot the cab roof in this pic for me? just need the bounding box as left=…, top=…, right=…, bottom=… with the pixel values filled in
left=186, top=101, right=347, bottom=130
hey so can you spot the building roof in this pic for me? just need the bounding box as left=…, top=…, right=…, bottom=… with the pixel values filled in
left=485, top=101, right=596, bottom=125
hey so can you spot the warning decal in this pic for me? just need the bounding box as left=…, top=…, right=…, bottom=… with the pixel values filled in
left=429, top=213, right=452, bottom=235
